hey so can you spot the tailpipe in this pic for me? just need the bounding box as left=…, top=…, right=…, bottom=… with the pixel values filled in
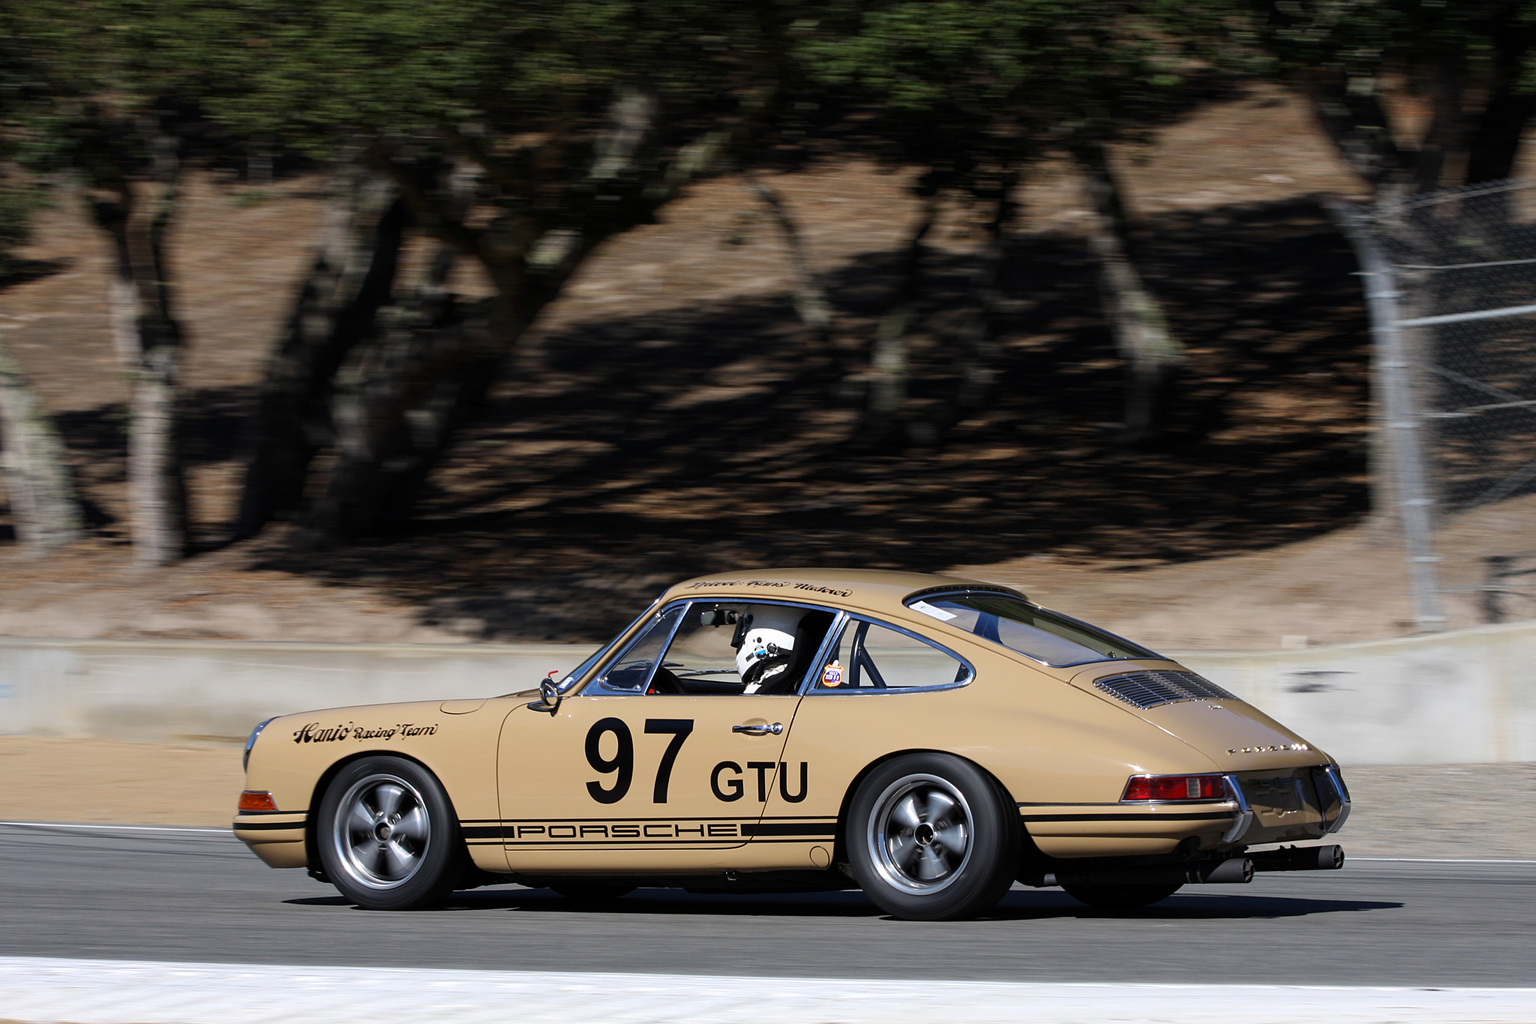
left=1250, top=844, right=1344, bottom=873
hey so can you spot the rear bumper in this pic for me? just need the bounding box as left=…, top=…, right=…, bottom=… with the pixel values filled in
left=1020, top=764, right=1351, bottom=858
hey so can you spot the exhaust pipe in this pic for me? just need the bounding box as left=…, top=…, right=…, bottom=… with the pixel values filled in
left=1250, top=844, right=1344, bottom=872
left=1039, top=845, right=1343, bottom=890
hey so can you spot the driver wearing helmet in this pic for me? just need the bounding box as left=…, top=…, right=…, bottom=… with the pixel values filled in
left=732, top=605, right=803, bottom=694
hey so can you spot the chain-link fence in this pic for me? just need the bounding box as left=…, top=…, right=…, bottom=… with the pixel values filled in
left=1338, top=179, right=1536, bottom=630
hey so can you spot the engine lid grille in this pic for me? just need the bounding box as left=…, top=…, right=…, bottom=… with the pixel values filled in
left=1092, top=670, right=1236, bottom=710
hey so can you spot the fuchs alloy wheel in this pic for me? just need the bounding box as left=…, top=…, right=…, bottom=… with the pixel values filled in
left=317, top=756, right=463, bottom=910
left=847, top=753, right=1018, bottom=920
left=1060, top=881, right=1183, bottom=909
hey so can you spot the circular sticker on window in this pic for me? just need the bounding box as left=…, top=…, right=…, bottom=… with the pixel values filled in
left=822, top=660, right=844, bottom=688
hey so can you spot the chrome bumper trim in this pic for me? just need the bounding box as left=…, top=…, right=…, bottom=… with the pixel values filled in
left=1319, top=764, right=1352, bottom=834
left=1221, top=774, right=1254, bottom=844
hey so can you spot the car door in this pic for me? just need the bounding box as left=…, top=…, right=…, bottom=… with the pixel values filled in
left=495, top=600, right=834, bottom=872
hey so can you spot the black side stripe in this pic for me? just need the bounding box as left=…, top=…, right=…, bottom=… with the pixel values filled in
left=462, top=823, right=838, bottom=841
left=1021, top=812, right=1234, bottom=823
left=233, top=820, right=307, bottom=832
left=741, top=822, right=838, bottom=838
left=498, top=837, right=826, bottom=847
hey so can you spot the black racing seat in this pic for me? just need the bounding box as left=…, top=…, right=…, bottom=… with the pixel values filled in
left=753, top=609, right=836, bottom=695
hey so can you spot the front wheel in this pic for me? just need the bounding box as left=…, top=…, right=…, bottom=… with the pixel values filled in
left=846, top=753, right=1018, bottom=921
left=316, top=756, right=463, bottom=910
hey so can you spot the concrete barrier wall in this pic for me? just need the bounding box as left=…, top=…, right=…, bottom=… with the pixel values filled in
left=2, top=622, right=1533, bottom=764
left=1173, top=621, right=1536, bottom=765
left=0, top=637, right=589, bottom=745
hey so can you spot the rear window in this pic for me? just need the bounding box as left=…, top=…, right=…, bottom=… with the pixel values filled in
left=906, top=593, right=1159, bottom=667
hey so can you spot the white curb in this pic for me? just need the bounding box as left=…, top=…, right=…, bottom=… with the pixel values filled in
left=3, top=957, right=1536, bottom=1024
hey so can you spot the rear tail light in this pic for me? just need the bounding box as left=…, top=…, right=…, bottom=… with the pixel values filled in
left=1122, top=774, right=1228, bottom=801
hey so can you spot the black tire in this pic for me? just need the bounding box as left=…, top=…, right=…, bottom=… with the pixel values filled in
left=846, top=753, right=1018, bottom=921
left=1060, top=881, right=1182, bottom=909
left=316, top=756, right=463, bottom=910
left=549, top=881, right=636, bottom=904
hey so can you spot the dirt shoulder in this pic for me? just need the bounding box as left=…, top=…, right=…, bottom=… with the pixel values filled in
left=2, top=738, right=1528, bottom=860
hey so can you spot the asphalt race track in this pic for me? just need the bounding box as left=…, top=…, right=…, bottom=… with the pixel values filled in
left=1, top=822, right=1533, bottom=988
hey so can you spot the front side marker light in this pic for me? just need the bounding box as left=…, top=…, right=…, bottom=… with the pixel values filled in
left=238, top=790, right=278, bottom=813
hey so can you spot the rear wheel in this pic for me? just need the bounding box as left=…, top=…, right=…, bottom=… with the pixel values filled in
left=317, top=756, right=463, bottom=910
left=846, top=753, right=1017, bottom=921
left=1061, top=881, right=1182, bottom=909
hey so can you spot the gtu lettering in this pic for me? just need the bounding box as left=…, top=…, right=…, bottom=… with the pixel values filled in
left=710, top=760, right=809, bottom=803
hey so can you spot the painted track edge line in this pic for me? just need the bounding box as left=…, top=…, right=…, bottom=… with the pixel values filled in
left=4, top=958, right=1536, bottom=1024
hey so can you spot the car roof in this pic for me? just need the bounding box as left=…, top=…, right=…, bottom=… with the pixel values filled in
left=660, top=568, right=1028, bottom=620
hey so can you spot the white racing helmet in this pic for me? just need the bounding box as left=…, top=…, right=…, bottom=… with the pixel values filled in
left=734, top=605, right=803, bottom=692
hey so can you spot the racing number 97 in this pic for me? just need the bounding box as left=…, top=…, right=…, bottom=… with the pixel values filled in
left=585, top=718, right=694, bottom=804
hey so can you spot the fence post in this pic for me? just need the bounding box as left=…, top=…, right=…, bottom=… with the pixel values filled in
left=1330, top=200, right=1446, bottom=632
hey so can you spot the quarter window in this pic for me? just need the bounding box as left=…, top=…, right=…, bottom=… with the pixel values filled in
left=812, top=618, right=971, bottom=692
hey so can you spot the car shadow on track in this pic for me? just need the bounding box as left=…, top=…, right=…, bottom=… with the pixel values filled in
left=284, top=886, right=1402, bottom=921
left=983, top=890, right=1403, bottom=922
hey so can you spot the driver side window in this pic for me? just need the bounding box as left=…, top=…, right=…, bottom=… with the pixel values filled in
left=594, top=601, right=836, bottom=696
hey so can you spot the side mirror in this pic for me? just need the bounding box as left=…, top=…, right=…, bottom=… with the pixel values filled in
left=527, top=677, right=563, bottom=715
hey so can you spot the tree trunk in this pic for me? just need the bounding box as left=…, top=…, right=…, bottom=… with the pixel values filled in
left=91, top=134, right=189, bottom=567
left=1297, top=70, right=1415, bottom=195
left=1075, top=143, right=1181, bottom=443
left=862, top=195, right=938, bottom=443
left=0, top=328, right=82, bottom=553
left=1411, top=61, right=1467, bottom=194
left=743, top=170, right=837, bottom=358
left=289, top=87, right=738, bottom=541
left=299, top=87, right=736, bottom=541
left=302, top=242, right=501, bottom=540
left=1465, top=32, right=1536, bottom=186
left=233, top=171, right=405, bottom=540
left=954, top=177, right=1017, bottom=414
left=1465, top=92, right=1536, bottom=185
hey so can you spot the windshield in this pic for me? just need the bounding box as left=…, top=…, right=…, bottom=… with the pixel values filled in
left=554, top=601, right=664, bottom=692
left=907, top=593, right=1159, bottom=667
left=554, top=646, right=609, bottom=691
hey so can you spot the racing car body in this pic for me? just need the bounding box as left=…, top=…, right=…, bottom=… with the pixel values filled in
left=235, top=569, right=1349, bottom=919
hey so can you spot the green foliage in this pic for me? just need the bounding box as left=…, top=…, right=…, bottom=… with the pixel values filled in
left=1251, top=0, right=1536, bottom=82
left=1235, top=1, right=1536, bottom=188
left=793, top=0, right=1229, bottom=199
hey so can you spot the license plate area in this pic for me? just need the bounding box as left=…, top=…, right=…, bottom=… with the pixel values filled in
left=1241, top=769, right=1325, bottom=826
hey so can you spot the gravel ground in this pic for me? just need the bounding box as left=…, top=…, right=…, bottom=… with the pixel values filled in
left=2, top=738, right=1530, bottom=859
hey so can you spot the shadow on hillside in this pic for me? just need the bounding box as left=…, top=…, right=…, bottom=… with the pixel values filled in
left=232, top=194, right=1370, bottom=641
left=49, top=387, right=254, bottom=539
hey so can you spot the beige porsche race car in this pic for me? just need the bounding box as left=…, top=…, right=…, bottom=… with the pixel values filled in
left=235, top=569, right=1350, bottom=920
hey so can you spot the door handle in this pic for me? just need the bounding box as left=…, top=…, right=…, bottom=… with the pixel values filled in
left=732, top=722, right=784, bottom=735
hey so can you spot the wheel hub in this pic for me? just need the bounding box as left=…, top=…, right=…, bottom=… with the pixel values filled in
left=866, top=773, right=975, bottom=895
left=331, top=774, right=430, bottom=890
